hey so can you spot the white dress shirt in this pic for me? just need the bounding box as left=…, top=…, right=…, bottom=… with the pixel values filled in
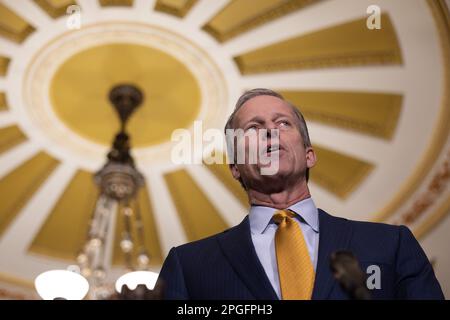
left=248, top=197, right=320, bottom=299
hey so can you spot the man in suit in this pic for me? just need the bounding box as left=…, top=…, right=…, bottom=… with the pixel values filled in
left=158, top=88, right=444, bottom=300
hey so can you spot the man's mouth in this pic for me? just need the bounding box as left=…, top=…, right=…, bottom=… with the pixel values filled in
left=265, top=144, right=281, bottom=155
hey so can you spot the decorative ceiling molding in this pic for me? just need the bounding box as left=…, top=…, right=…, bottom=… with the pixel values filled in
left=0, top=272, right=34, bottom=289
left=415, top=194, right=450, bottom=240
left=21, top=22, right=228, bottom=170
left=165, top=169, right=229, bottom=241
left=49, top=43, right=201, bottom=147
left=33, top=0, right=76, bottom=19
left=0, top=56, right=10, bottom=77
left=0, top=92, right=7, bottom=110
left=0, top=287, right=32, bottom=300
left=0, top=152, right=59, bottom=238
left=394, top=151, right=450, bottom=230
left=411, top=0, right=450, bottom=239
left=203, top=152, right=249, bottom=208
left=203, top=0, right=322, bottom=43
left=311, top=145, right=374, bottom=199
left=374, top=0, right=450, bottom=223
left=233, top=13, right=402, bottom=74
left=29, top=170, right=97, bottom=261
left=281, top=90, right=403, bottom=140
left=0, top=126, right=27, bottom=155
left=99, top=0, right=134, bottom=7
left=0, top=3, right=35, bottom=43
left=154, top=0, right=198, bottom=18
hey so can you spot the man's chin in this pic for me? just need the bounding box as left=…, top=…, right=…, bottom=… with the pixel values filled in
left=251, top=174, right=291, bottom=193
left=257, top=162, right=291, bottom=177
left=258, top=169, right=289, bottom=180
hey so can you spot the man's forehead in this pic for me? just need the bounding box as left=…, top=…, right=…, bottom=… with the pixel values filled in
left=234, top=95, right=294, bottom=124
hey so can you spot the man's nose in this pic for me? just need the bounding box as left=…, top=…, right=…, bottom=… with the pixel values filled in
left=265, top=122, right=277, bottom=130
left=261, top=124, right=278, bottom=140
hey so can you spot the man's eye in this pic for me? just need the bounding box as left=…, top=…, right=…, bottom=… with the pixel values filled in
left=246, top=125, right=257, bottom=132
left=279, top=121, right=290, bottom=127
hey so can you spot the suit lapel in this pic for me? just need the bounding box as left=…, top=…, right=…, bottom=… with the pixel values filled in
left=217, top=216, right=279, bottom=300
left=312, top=209, right=353, bottom=300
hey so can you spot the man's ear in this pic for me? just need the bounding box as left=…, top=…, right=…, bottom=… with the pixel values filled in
left=306, top=147, right=317, bottom=169
left=230, top=164, right=241, bottom=180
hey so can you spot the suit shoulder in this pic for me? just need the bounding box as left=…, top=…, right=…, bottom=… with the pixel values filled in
left=345, top=216, right=402, bottom=246
left=321, top=209, right=403, bottom=262
left=350, top=219, right=403, bottom=250
left=321, top=208, right=401, bottom=236
left=173, top=223, right=239, bottom=254
left=348, top=218, right=401, bottom=234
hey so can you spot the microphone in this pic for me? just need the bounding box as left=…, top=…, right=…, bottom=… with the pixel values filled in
left=329, top=250, right=371, bottom=300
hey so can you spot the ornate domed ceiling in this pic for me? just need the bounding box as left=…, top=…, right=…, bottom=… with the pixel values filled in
left=0, top=0, right=448, bottom=298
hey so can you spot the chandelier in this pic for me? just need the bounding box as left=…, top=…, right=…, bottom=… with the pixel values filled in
left=75, top=84, right=151, bottom=300
left=34, top=84, right=163, bottom=300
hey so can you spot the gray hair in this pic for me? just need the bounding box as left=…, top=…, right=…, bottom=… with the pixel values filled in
left=224, top=88, right=312, bottom=184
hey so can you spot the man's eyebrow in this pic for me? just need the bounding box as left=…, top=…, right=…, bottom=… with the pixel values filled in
left=239, top=113, right=293, bottom=127
left=241, top=116, right=265, bottom=125
left=272, top=112, right=292, bottom=119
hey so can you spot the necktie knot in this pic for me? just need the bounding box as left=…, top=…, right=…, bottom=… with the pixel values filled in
left=273, top=210, right=295, bottom=225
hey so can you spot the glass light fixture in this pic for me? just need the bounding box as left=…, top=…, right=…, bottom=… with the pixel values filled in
left=76, top=84, right=151, bottom=299
left=115, top=271, right=159, bottom=293
left=34, top=270, right=89, bottom=300
left=35, top=84, right=157, bottom=300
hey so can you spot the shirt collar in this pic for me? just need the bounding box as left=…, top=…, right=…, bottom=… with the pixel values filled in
left=249, top=197, right=319, bottom=234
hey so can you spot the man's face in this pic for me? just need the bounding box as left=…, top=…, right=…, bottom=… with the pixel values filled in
left=230, top=95, right=316, bottom=190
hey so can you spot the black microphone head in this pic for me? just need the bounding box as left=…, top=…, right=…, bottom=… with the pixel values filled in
left=329, top=250, right=371, bottom=300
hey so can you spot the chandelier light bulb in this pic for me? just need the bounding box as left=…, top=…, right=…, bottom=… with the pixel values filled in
left=115, top=271, right=159, bottom=293
left=120, top=238, right=133, bottom=252
left=93, top=268, right=106, bottom=280
left=34, top=270, right=89, bottom=300
left=76, top=253, right=88, bottom=264
left=137, top=252, right=150, bottom=267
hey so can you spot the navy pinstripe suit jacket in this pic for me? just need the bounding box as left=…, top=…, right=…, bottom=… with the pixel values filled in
left=158, top=209, right=444, bottom=299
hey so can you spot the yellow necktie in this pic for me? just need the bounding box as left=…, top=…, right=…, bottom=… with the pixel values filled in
left=273, top=210, right=315, bottom=300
